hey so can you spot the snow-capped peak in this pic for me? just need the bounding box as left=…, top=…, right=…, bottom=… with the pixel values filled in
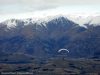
left=0, top=9, right=100, bottom=28
left=3, top=19, right=18, bottom=28
left=66, top=14, right=100, bottom=26
left=2, top=14, right=68, bottom=28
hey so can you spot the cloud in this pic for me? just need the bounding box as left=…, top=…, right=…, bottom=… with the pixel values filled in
left=0, top=0, right=100, bottom=15
left=0, top=0, right=100, bottom=5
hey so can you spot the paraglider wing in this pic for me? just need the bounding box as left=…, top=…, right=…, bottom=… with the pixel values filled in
left=58, top=49, right=69, bottom=53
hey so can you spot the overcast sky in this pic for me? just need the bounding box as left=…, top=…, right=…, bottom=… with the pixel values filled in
left=0, top=0, right=100, bottom=15
left=0, top=0, right=99, bottom=22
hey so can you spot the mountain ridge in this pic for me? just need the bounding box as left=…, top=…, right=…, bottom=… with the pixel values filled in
left=1, top=14, right=100, bottom=29
left=0, top=16, right=75, bottom=28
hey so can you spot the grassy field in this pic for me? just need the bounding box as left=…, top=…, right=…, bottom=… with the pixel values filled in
left=0, top=58, right=100, bottom=75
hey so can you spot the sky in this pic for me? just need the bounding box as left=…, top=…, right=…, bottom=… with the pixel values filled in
left=0, top=0, right=100, bottom=22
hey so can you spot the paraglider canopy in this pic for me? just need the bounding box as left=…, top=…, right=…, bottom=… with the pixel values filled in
left=58, top=48, right=69, bottom=53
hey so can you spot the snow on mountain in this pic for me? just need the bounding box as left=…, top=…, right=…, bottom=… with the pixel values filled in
left=66, top=14, right=100, bottom=26
left=0, top=10, right=100, bottom=28
left=3, top=19, right=18, bottom=28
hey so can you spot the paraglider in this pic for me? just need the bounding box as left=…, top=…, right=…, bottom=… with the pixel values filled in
left=57, top=48, right=69, bottom=60
left=58, top=48, right=69, bottom=53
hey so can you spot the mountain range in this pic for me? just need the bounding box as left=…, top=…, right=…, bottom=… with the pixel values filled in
left=0, top=14, right=100, bottom=63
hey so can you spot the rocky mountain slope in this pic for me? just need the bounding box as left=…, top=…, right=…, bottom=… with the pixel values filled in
left=0, top=15, right=100, bottom=62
